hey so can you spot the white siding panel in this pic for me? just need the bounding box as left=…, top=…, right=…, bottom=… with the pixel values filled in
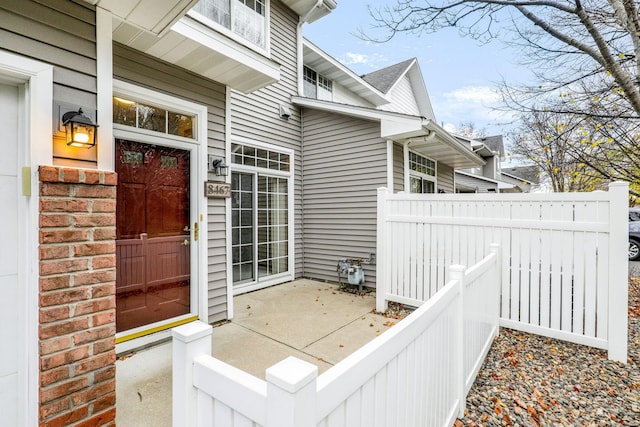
left=437, top=163, right=455, bottom=193
left=378, top=76, right=420, bottom=116
left=301, top=109, right=387, bottom=287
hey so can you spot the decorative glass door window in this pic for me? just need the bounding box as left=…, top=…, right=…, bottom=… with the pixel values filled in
left=113, top=97, right=196, bottom=139
left=409, top=151, right=437, bottom=194
left=231, top=143, right=290, bottom=287
left=191, top=0, right=267, bottom=49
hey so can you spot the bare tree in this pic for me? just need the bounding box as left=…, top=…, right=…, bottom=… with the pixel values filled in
left=365, top=0, right=640, bottom=120
left=453, top=121, right=489, bottom=138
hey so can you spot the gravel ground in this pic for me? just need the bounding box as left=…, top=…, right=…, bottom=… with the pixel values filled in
left=456, top=278, right=640, bottom=426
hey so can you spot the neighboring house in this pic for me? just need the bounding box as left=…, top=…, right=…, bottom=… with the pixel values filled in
left=500, top=165, right=541, bottom=192
left=454, top=134, right=539, bottom=193
left=0, top=0, right=334, bottom=425
left=293, top=40, right=485, bottom=287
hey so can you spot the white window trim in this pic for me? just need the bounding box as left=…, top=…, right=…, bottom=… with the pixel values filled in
left=229, top=136, right=295, bottom=296
left=187, top=0, right=271, bottom=57
left=404, top=148, right=438, bottom=193
left=0, top=50, right=53, bottom=427
left=112, top=80, right=210, bottom=351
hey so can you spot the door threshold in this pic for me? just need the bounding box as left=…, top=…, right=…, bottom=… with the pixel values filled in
left=115, top=315, right=199, bottom=355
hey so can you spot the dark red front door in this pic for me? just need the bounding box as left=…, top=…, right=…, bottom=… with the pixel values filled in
left=115, top=139, right=191, bottom=332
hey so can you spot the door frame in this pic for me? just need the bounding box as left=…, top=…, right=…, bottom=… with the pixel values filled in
left=227, top=137, right=295, bottom=296
left=0, top=51, right=53, bottom=427
left=112, top=80, right=208, bottom=352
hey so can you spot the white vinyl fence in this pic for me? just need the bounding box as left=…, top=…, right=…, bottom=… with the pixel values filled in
left=376, top=182, right=629, bottom=362
left=172, top=249, right=500, bottom=427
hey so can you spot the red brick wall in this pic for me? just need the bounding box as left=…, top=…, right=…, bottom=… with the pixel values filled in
left=38, top=166, right=117, bottom=427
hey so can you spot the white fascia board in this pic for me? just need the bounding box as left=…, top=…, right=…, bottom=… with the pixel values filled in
left=302, top=39, right=389, bottom=106
left=291, top=96, right=422, bottom=123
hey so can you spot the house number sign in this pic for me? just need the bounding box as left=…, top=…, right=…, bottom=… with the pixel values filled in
left=205, top=181, right=231, bottom=198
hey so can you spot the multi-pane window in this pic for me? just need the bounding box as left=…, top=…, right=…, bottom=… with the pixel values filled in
left=409, top=152, right=437, bottom=194
left=303, top=66, right=332, bottom=101
left=231, top=143, right=290, bottom=171
left=113, top=97, right=195, bottom=139
left=191, top=0, right=267, bottom=49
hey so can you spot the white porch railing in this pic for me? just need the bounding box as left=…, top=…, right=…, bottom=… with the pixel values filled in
left=376, top=182, right=629, bottom=362
left=172, top=248, right=500, bottom=427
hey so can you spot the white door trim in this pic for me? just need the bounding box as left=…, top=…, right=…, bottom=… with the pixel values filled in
left=0, top=50, right=53, bottom=427
left=112, top=80, right=209, bottom=352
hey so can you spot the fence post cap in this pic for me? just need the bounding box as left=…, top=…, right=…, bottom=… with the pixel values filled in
left=609, top=181, right=629, bottom=189
left=171, top=320, right=212, bottom=343
left=266, top=356, right=318, bottom=393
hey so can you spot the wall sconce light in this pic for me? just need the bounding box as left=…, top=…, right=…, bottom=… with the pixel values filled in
left=208, top=155, right=229, bottom=176
left=62, top=108, right=98, bottom=148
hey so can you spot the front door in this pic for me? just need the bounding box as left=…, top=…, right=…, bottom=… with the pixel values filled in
left=115, top=139, right=192, bottom=332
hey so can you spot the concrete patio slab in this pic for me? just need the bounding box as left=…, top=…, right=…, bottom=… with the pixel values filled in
left=116, top=279, right=382, bottom=427
left=233, top=279, right=375, bottom=349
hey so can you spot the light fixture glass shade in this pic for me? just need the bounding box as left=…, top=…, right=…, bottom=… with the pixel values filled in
left=62, top=108, right=98, bottom=148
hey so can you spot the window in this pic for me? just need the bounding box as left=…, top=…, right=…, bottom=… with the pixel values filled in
left=303, top=66, right=332, bottom=101
left=409, top=152, right=437, bottom=194
left=113, top=97, right=196, bottom=139
left=191, top=0, right=267, bottom=49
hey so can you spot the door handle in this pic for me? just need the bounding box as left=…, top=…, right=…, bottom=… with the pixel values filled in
left=184, top=223, right=199, bottom=241
left=182, top=239, right=190, bottom=246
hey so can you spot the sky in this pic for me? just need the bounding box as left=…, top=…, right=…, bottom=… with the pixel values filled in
left=303, top=1, right=532, bottom=138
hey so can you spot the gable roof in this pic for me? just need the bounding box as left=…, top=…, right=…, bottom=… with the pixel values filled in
left=361, top=58, right=436, bottom=120
left=474, top=135, right=505, bottom=158
left=361, top=59, right=415, bottom=94
left=502, top=165, right=540, bottom=184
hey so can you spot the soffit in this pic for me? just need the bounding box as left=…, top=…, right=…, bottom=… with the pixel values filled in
left=112, top=17, right=281, bottom=93
left=303, top=41, right=389, bottom=106
left=88, top=0, right=198, bottom=36
left=282, top=0, right=337, bottom=23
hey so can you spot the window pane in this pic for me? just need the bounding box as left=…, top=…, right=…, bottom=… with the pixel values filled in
left=113, top=97, right=137, bottom=126
left=193, top=0, right=231, bottom=29
left=138, top=103, right=166, bottom=132
left=168, top=112, right=195, bottom=139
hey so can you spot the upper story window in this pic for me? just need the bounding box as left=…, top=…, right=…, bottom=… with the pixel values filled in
left=191, top=0, right=268, bottom=50
left=409, top=151, right=437, bottom=194
left=113, top=97, right=196, bottom=139
left=303, top=66, right=332, bottom=101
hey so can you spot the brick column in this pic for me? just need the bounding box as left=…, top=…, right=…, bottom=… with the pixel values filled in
left=38, top=166, right=117, bottom=427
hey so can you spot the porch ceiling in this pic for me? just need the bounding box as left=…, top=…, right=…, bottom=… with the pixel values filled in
left=112, top=17, right=281, bottom=93
left=395, top=121, right=485, bottom=170
left=87, top=0, right=198, bottom=36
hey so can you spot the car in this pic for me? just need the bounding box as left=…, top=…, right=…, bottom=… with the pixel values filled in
left=630, top=219, right=640, bottom=261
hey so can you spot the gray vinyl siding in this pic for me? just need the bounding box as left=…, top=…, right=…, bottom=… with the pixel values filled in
left=229, top=1, right=305, bottom=275
left=113, top=44, right=228, bottom=324
left=0, top=0, right=97, bottom=166
left=393, top=142, right=404, bottom=193
left=301, top=109, right=386, bottom=288
left=437, top=162, right=455, bottom=193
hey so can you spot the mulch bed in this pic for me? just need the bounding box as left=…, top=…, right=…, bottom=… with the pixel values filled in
left=457, top=278, right=640, bottom=426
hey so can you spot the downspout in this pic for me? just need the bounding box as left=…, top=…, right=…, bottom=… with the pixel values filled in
left=297, top=0, right=323, bottom=95
left=297, top=1, right=322, bottom=276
